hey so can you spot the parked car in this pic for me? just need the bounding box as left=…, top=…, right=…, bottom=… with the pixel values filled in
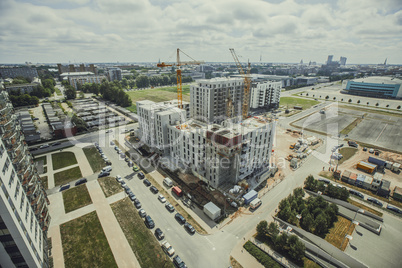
left=158, top=194, right=167, bottom=203
left=98, top=171, right=110, bottom=178
left=173, top=255, right=187, bottom=268
left=75, top=178, right=87, bottom=186
left=59, top=183, right=70, bottom=192
left=115, top=175, right=122, bottom=183
left=154, top=228, right=165, bottom=240
left=39, top=144, right=49, bottom=149
left=363, top=147, right=367, bottom=151
left=349, top=189, right=364, bottom=199
left=110, top=141, right=115, bottom=146
left=98, top=149, right=103, bottom=154
left=125, top=157, right=129, bottom=162
left=128, top=161, right=133, bottom=167
left=386, top=205, right=402, bottom=214
left=369, top=148, right=374, bottom=154
left=128, top=192, right=136, bottom=201
left=114, top=146, right=119, bottom=150
left=133, top=165, right=139, bottom=172
left=125, top=187, right=132, bottom=194
left=144, top=215, right=155, bottom=229
left=175, top=213, right=186, bottom=224
left=161, top=241, right=175, bottom=257
left=138, top=172, right=145, bottom=179
left=184, top=222, right=195, bottom=234
left=150, top=186, right=159, bottom=194
left=134, top=199, right=142, bottom=209
left=120, top=153, right=125, bottom=158
left=367, top=197, right=383, bottom=207
left=165, top=202, right=175, bottom=213
left=52, top=142, right=61, bottom=146
left=318, top=178, right=330, bottom=184
left=138, top=208, right=146, bottom=217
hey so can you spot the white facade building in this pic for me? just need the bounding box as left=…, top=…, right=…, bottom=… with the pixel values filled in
left=249, top=81, right=281, bottom=110
left=68, top=75, right=106, bottom=90
left=0, top=91, right=50, bottom=267
left=190, top=78, right=244, bottom=123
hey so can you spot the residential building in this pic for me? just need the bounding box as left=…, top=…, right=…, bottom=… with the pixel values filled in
left=0, top=91, right=50, bottom=267
left=57, top=63, right=97, bottom=75
left=343, top=76, right=402, bottom=99
left=107, top=67, right=122, bottom=82
left=0, top=67, right=38, bottom=80
left=249, top=81, right=281, bottom=110
left=68, top=75, right=106, bottom=90
left=190, top=77, right=244, bottom=124
left=340, top=56, right=347, bottom=66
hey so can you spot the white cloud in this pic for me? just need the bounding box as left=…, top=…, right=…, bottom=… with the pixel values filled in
left=0, top=0, right=401, bottom=64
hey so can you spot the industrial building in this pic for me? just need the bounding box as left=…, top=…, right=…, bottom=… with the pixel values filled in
left=0, top=91, right=50, bottom=267
left=0, top=67, right=39, bottom=80
left=343, top=76, right=402, bottom=99
left=190, top=78, right=244, bottom=124
left=249, top=80, right=281, bottom=110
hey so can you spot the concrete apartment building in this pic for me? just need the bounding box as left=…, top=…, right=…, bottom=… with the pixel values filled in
left=249, top=80, right=281, bottom=110
left=67, top=74, right=106, bottom=90
left=166, top=116, right=275, bottom=187
left=57, top=63, right=97, bottom=75
left=137, top=100, right=187, bottom=155
left=107, top=67, right=122, bottom=82
left=190, top=78, right=244, bottom=124
left=0, top=91, right=50, bottom=267
left=0, top=67, right=38, bottom=80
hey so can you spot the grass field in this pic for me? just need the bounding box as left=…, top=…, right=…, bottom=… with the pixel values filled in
left=83, top=146, right=105, bottom=173
left=145, top=174, right=207, bottom=234
left=339, top=116, right=365, bottom=135
left=60, top=211, right=117, bottom=268
left=111, top=198, right=174, bottom=268
left=126, top=85, right=191, bottom=113
left=55, top=87, right=62, bottom=96
left=340, top=105, right=402, bottom=118
left=337, top=147, right=358, bottom=164
left=54, top=166, right=82, bottom=186
left=40, top=176, right=48, bottom=190
left=62, top=184, right=93, bottom=213
left=52, top=152, right=78, bottom=170
left=325, top=216, right=355, bottom=251
left=279, top=97, right=320, bottom=110
left=34, top=156, right=47, bottom=165
left=348, top=199, right=383, bottom=217
left=98, top=177, right=123, bottom=198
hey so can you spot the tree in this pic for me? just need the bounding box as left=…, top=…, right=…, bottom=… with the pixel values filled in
left=275, top=233, right=288, bottom=251
left=338, top=188, right=349, bottom=201
left=288, top=210, right=298, bottom=225
left=135, top=75, right=150, bottom=88
left=293, top=188, right=305, bottom=199
left=304, top=175, right=316, bottom=191
left=121, top=78, right=128, bottom=88
left=386, top=104, right=389, bottom=108
left=376, top=103, right=379, bottom=107
left=289, top=238, right=305, bottom=262
left=71, top=114, right=87, bottom=132
left=314, top=213, right=328, bottom=235
left=278, top=206, right=291, bottom=222
left=357, top=100, right=360, bottom=104
left=316, top=181, right=326, bottom=193
left=300, top=212, right=314, bottom=232
left=256, top=220, right=268, bottom=237
left=333, top=97, right=336, bottom=100
left=267, top=222, right=279, bottom=238
left=367, top=102, right=369, bottom=106
left=128, top=79, right=136, bottom=88
left=325, top=95, right=329, bottom=99
left=341, top=98, right=344, bottom=102
left=64, top=85, right=76, bottom=100
left=326, top=183, right=339, bottom=199
left=250, top=67, right=259, bottom=74
left=348, top=99, right=352, bottom=103
left=397, top=105, right=401, bottom=110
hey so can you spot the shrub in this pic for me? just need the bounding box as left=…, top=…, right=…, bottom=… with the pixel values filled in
left=243, top=241, right=281, bottom=268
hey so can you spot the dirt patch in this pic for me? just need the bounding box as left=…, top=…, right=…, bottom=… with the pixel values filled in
left=230, top=256, right=243, bottom=268
left=325, top=216, right=355, bottom=251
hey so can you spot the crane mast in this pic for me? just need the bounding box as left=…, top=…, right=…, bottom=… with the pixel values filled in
left=229, top=48, right=251, bottom=120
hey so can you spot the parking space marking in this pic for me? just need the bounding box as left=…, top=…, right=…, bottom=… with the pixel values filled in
left=375, top=123, right=388, bottom=142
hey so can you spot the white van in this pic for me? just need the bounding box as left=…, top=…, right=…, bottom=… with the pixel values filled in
left=163, top=177, right=173, bottom=187
left=250, top=198, right=262, bottom=210
left=102, top=166, right=112, bottom=172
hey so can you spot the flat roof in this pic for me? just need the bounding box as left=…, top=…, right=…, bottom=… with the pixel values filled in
left=351, top=76, right=402, bottom=85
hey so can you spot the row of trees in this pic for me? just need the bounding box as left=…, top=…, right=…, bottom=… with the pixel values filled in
left=8, top=94, right=39, bottom=107
left=79, top=80, right=132, bottom=107
left=256, top=221, right=305, bottom=264
left=134, top=74, right=193, bottom=88
left=304, top=175, right=349, bottom=201
left=277, top=187, right=339, bottom=237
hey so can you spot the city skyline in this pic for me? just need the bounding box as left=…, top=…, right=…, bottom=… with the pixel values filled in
left=0, top=0, right=402, bottom=64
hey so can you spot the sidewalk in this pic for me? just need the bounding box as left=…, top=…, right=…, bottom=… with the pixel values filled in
left=230, top=228, right=264, bottom=268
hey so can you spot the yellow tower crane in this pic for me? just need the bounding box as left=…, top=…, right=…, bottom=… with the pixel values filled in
left=229, top=48, right=251, bottom=120
left=157, top=48, right=204, bottom=109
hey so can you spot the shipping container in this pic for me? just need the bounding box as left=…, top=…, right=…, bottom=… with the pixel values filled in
left=377, top=180, right=391, bottom=197
left=362, top=176, right=373, bottom=189
left=356, top=174, right=366, bottom=188
left=341, top=170, right=351, bottom=183
left=348, top=173, right=357, bottom=185
left=392, top=163, right=401, bottom=172
left=368, top=156, right=386, bottom=168
left=172, top=186, right=183, bottom=197
left=203, top=202, right=221, bottom=220
left=371, top=173, right=383, bottom=191
left=385, top=161, right=393, bottom=169
left=243, top=190, right=258, bottom=204
left=357, top=161, right=376, bottom=174
left=393, top=186, right=402, bottom=202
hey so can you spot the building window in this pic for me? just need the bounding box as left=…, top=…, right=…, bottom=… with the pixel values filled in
left=0, top=144, right=4, bottom=157
left=9, top=170, right=15, bottom=187
left=14, top=182, right=20, bottom=199
left=2, top=158, right=10, bottom=175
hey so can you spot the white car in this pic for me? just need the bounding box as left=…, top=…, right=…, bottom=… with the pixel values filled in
left=39, top=144, right=49, bottom=149
left=161, top=241, right=175, bottom=257
left=158, top=194, right=167, bottom=203
left=115, top=175, right=122, bottom=183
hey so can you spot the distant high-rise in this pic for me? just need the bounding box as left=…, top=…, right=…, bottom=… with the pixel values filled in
left=340, top=56, right=347, bottom=66
left=0, top=91, right=50, bottom=267
left=327, top=55, right=333, bottom=65
left=57, top=63, right=98, bottom=75
left=107, top=67, right=122, bottom=82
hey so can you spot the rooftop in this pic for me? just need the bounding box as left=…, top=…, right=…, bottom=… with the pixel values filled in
left=351, top=76, right=402, bottom=85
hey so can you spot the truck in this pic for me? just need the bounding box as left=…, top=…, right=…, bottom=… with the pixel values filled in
left=368, top=156, right=386, bottom=168
left=289, top=143, right=295, bottom=149
left=242, top=190, right=258, bottom=204
left=172, top=186, right=183, bottom=197
left=250, top=198, right=262, bottom=210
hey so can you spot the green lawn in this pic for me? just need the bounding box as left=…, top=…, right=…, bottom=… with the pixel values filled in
left=40, top=176, right=48, bottom=190
left=339, top=116, right=365, bottom=135
left=279, top=97, right=320, bottom=110
left=60, top=211, right=117, bottom=268
left=62, top=184, right=93, bottom=213
left=54, top=166, right=82, bottom=186
left=98, top=177, right=123, bottom=198
left=126, top=85, right=190, bottom=113
left=55, top=87, right=62, bottom=96
left=83, top=146, right=105, bottom=173
left=34, top=156, right=47, bottom=165
left=243, top=241, right=281, bottom=268
left=111, top=198, right=174, bottom=268
left=52, top=152, right=78, bottom=170
left=337, top=147, right=358, bottom=164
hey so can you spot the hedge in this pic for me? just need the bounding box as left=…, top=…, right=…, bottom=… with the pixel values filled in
left=243, top=241, right=281, bottom=268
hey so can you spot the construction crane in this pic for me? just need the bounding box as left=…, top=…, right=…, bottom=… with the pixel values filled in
left=229, top=48, right=251, bottom=120
left=157, top=48, right=204, bottom=109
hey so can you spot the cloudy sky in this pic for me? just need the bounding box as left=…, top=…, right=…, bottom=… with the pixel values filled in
left=1, top=0, right=401, bottom=64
